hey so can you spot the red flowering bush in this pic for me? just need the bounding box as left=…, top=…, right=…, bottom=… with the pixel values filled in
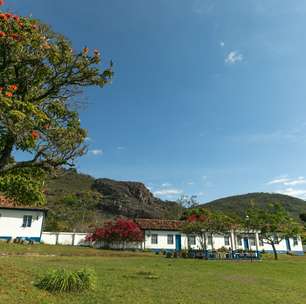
left=87, top=218, right=144, bottom=244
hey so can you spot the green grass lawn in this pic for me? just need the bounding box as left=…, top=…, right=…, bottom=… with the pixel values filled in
left=0, top=243, right=306, bottom=304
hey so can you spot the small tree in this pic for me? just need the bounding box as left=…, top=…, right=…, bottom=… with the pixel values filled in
left=246, top=204, right=302, bottom=260
left=177, top=195, right=199, bottom=209
left=182, top=209, right=210, bottom=251
left=87, top=218, right=144, bottom=248
left=182, top=208, right=234, bottom=253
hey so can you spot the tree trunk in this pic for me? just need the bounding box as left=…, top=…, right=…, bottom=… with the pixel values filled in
left=271, top=242, right=278, bottom=260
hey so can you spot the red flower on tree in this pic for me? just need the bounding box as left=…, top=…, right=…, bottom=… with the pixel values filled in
left=31, top=130, right=40, bottom=140
left=8, top=84, right=17, bottom=91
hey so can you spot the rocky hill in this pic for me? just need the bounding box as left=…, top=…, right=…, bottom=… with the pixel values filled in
left=44, top=170, right=306, bottom=231
left=44, top=169, right=181, bottom=232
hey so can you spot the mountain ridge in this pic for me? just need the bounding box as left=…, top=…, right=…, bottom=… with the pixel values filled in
left=44, top=170, right=306, bottom=231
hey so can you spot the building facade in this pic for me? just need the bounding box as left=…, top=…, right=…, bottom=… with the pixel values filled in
left=135, top=219, right=304, bottom=255
left=0, top=196, right=47, bottom=242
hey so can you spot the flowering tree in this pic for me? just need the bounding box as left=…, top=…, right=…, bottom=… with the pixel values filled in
left=0, top=1, right=113, bottom=204
left=87, top=218, right=144, bottom=247
left=182, top=208, right=234, bottom=251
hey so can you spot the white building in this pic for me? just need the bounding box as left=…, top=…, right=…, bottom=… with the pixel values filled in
left=0, top=196, right=47, bottom=242
left=135, top=219, right=304, bottom=255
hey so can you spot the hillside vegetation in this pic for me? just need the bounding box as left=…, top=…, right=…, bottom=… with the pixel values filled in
left=44, top=170, right=306, bottom=231
left=203, top=192, right=306, bottom=220
left=44, top=169, right=181, bottom=231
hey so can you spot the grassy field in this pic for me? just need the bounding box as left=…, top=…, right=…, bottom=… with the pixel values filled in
left=0, top=243, right=306, bottom=304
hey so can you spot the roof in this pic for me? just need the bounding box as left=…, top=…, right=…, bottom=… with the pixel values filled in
left=135, top=218, right=184, bottom=231
left=0, top=194, right=48, bottom=213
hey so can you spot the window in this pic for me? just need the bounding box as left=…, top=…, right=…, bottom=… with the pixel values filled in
left=167, top=234, right=174, bottom=245
left=237, top=236, right=242, bottom=246
left=188, top=235, right=196, bottom=246
left=22, top=215, right=32, bottom=227
left=208, top=235, right=212, bottom=245
left=151, top=234, right=158, bottom=244
left=259, top=237, right=264, bottom=247
left=293, top=237, right=298, bottom=246
left=249, top=237, right=256, bottom=247
left=224, top=235, right=230, bottom=246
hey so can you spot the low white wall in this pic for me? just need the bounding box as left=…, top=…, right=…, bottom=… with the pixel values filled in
left=93, top=240, right=143, bottom=250
left=41, top=232, right=88, bottom=246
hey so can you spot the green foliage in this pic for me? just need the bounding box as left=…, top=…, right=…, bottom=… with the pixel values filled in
left=36, top=268, right=96, bottom=293
left=0, top=9, right=112, bottom=205
left=44, top=190, right=101, bottom=232
left=182, top=208, right=236, bottom=250
left=204, top=192, right=306, bottom=222
left=246, top=203, right=302, bottom=260
left=0, top=167, right=46, bottom=205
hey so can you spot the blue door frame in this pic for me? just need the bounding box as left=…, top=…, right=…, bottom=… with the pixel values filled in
left=243, top=237, right=249, bottom=250
left=175, top=235, right=182, bottom=251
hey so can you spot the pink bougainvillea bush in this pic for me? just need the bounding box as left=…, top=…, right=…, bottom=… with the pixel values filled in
left=87, top=218, right=144, bottom=244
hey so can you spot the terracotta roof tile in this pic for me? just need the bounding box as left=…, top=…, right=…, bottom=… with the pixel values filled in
left=0, top=193, right=47, bottom=212
left=135, top=218, right=184, bottom=231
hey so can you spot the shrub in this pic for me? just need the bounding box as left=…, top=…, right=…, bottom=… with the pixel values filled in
left=36, top=268, right=96, bottom=293
left=181, top=250, right=188, bottom=258
left=165, top=251, right=172, bottom=258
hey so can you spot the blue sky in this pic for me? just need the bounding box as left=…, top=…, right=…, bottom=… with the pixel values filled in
left=6, top=0, right=306, bottom=202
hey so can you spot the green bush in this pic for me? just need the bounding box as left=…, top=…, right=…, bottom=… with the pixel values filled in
left=165, top=251, right=172, bottom=258
left=36, top=268, right=96, bottom=293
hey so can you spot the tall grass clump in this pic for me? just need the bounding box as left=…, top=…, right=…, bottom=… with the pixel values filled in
left=36, top=268, right=96, bottom=293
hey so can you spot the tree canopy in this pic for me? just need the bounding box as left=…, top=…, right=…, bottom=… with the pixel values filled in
left=0, top=4, right=113, bottom=204
left=182, top=208, right=235, bottom=251
left=246, top=203, right=302, bottom=260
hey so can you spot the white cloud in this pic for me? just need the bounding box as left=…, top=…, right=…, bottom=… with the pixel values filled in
left=267, top=177, right=290, bottom=185
left=267, top=176, right=306, bottom=186
left=154, top=188, right=183, bottom=196
left=187, top=181, right=195, bottom=185
left=161, top=183, right=172, bottom=187
left=117, top=146, right=125, bottom=150
left=84, top=137, right=92, bottom=142
left=89, top=149, right=103, bottom=156
left=268, top=175, right=306, bottom=199
left=225, top=51, right=243, bottom=64
left=220, top=41, right=225, bottom=47
left=276, top=188, right=306, bottom=199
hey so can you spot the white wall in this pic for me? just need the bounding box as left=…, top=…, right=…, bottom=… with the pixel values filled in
left=144, top=230, right=178, bottom=250
left=143, top=230, right=304, bottom=253
left=41, top=230, right=304, bottom=254
left=41, top=232, right=88, bottom=246
left=0, top=209, right=44, bottom=240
